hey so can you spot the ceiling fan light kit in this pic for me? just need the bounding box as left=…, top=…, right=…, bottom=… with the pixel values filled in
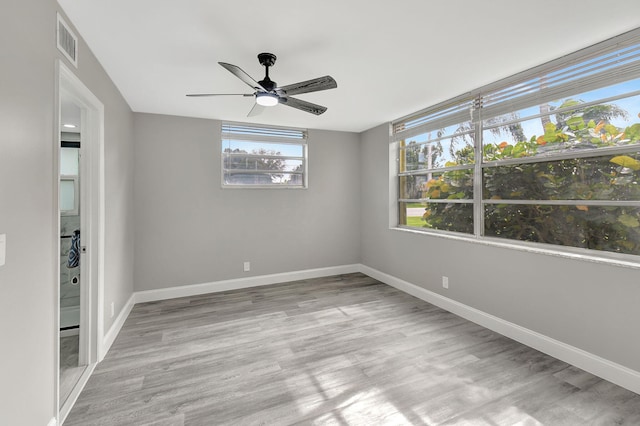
left=187, top=52, right=337, bottom=116
left=255, top=92, right=279, bottom=107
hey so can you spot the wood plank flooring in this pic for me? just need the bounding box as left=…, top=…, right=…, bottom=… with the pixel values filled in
left=65, top=273, right=640, bottom=425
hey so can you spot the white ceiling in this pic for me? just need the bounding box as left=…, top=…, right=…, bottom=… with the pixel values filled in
left=58, top=0, right=640, bottom=133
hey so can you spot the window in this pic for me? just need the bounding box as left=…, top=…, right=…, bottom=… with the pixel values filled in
left=221, top=123, right=307, bottom=188
left=393, top=28, right=640, bottom=258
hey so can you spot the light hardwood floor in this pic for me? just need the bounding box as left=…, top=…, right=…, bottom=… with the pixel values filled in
left=65, top=273, right=640, bottom=425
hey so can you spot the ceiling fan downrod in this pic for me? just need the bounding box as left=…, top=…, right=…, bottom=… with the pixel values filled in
left=257, top=52, right=277, bottom=91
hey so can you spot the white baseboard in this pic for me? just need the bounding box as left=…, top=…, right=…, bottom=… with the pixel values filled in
left=100, top=293, right=136, bottom=360
left=133, top=264, right=361, bottom=304
left=47, top=417, right=57, bottom=426
left=359, top=264, right=640, bottom=395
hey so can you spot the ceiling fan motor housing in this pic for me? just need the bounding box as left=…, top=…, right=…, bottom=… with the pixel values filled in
left=259, top=78, right=277, bottom=91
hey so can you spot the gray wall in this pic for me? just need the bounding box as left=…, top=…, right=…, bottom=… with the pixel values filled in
left=0, top=1, right=135, bottom=424
left=133, top=113, right=361, bottom=291
left=360, top=123, right=640, bottom=372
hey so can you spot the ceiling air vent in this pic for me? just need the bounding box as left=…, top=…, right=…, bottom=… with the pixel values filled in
left=57, top=13, right=78, bottom=68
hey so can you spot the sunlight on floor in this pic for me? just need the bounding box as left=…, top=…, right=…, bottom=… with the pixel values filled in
left=311, top=387, right=411, bottom=425
left=286, top=366, right=357, bottom=416
left=473, top=405, right=543, bottom=426
left=421, top=403, right=544, bottom=426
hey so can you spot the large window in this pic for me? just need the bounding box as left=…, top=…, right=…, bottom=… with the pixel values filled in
left=394, top=28, right=640, bottom=259
left=222, top=123, right=307, bottom=188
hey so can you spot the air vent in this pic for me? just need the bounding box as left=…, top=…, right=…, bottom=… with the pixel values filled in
left=57, top=13, right=78, bottom=68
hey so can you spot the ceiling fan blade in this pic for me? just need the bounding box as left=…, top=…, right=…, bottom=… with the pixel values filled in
left=219, top=62, right=266, bottom=91
left=186, top=93, right=254, bottom=97
left=247, top=102, right=266, bottom=117
left=279, top=96, right=327, bottom=115
left=277, top=76, right=337, bottom=96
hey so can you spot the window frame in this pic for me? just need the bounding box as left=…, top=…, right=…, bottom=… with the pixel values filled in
left=221, top=122, right=308, bottom=189
left=391, top=27, right=640, bottom=264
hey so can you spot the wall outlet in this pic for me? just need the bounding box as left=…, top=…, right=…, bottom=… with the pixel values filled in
left=110, top=302, right=115, bottom=318
left=243, top=261, right=250, bottom=272
left=442, top=276, right=449, bottom=289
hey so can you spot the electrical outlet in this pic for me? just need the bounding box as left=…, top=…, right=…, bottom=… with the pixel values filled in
left=442, top=276, right=449, bottom=289
left=243, top=261, right=250, bottom=272
left=110, top=302, right=115, bottom=318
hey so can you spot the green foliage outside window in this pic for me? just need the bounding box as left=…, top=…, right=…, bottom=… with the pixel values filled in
left=413, top=100, right=640, bottom=255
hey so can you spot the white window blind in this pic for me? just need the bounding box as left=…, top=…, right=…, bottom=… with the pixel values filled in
left=222, top=123, right=307, bottom=143
left=481, top=34, right=640, bottom=121
left=393, top=29, right=640, bottom=137
left=392, top=96, right=477, bottom=141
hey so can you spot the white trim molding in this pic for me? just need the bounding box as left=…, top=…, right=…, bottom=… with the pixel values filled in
left=134, top=264, right=360, bottom=304
left=359, top=264, right=640, bottom=396
left=47, top=417, right=57, bottom=426
left=100, top=293, right=136, bottom=359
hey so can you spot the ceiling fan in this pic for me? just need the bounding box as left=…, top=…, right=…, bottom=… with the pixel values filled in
left=187, top=53, right=337, bottom=116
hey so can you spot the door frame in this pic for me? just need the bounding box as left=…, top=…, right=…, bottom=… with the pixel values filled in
left=55, top=60, right=105, bottom=423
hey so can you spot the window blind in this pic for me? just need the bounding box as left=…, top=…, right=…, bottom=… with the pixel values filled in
left=392, top=95, right=477, bottom=141
left=391, top=27, right=640, bottom=138
left=481, top=39, right=640, bottom=121
left=222, top=123, right=307, bottom=144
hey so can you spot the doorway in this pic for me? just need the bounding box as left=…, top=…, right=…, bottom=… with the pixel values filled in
left=59, top=112, right=84, bottom=406
left=56, top=61, right=105, bottom=424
